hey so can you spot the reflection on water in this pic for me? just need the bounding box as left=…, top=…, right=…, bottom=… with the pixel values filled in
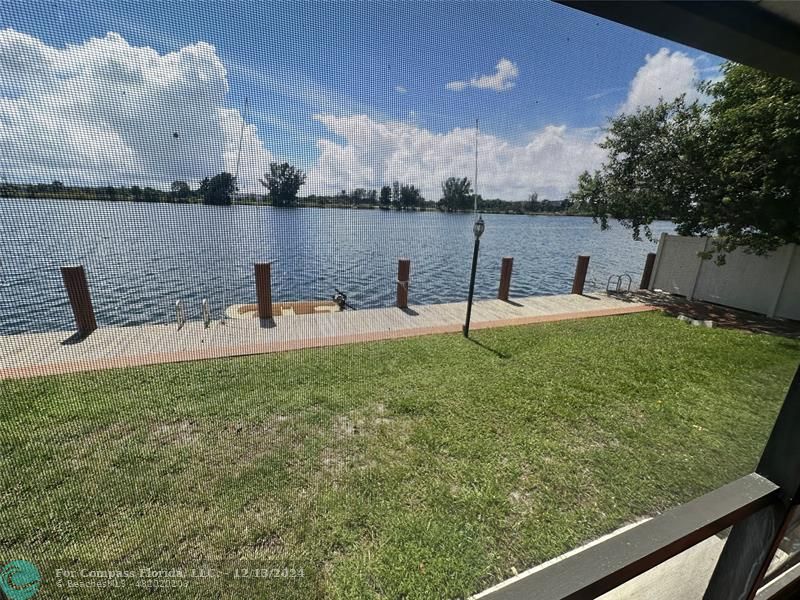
left=0, top=199, right=673, bottom=334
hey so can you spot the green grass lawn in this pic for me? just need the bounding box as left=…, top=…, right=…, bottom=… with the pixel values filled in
left=2, top=312, right=799, bottom=599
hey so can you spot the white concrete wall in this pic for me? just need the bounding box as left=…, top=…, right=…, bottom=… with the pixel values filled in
left=649, top=234, right=707, bottom=298
left=693, top=244, right=794, bottom=316
left=650, top=235, right=799, bottom=320
left=775, top=246, right=800, bottom=320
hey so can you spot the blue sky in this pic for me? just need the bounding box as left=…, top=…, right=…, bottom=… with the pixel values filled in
left=0, top=1, right=722, bottom=199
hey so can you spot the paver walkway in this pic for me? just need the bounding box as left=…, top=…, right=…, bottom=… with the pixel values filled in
left=0, top=292, right=655, bottom=380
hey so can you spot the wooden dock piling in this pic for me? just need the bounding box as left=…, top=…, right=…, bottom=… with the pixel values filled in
left=571, top=255, right=590, bottom=295
left=254, top=262, right=273, bottom=319
left=640, top=252, right=657, bottom=290
left=498, top=257, right=513, bottom=301
left=60, top=265, right=97, bottom=335
left=397, top=259, right=410, bottom=308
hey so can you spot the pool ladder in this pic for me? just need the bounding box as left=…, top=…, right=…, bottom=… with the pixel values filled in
left=175, top=298, right=213, bottom=329
left=606, top=273, right=633, bottom=293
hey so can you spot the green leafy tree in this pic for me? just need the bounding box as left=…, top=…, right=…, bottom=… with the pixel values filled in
left=260, top=162, right=306, bottom=207
left=200, top=172, right=237, bottom=205
left=142, top=187, right=160, bottom=203
left=0, top=179, right=18, bottom=198
left=399, top=184, right=424, bottom=210
left=379, top=185, right=391, bottom=209
left=171, top=180, right=191, bottom=200
left=350, top=188, right=368, bottom=205
left=344, top=188, right=378, bottom=207
left=571, top=97, right=706, bottom=241
left=439, top=177, right=473, bottom=212
left=391, top=181, right=400, bottom=210
left=567, top=175, right=597, bottom=215
left=526, top=191, right=540, bottom=213
left=572, top=63, right=800, bottom=259
left=699, top=64, right=800, bottom=256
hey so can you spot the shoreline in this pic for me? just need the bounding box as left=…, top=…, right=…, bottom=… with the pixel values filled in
left=2, top=195, right=596, bottom=217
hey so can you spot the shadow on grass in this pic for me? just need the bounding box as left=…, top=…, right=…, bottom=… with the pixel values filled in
left=467, top=336, right=511, bottom=359
left=620, top=291, right=800, bottom=339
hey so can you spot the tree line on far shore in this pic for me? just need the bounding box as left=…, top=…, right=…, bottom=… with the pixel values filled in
left=6, top=61, right=797, bottom=245
left=1, top=165, right=587, bottom=216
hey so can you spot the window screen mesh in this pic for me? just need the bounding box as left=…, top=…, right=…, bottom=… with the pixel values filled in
left=3, top=2, right=795, bottom=599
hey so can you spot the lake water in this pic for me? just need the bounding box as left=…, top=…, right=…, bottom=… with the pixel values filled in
left=0, top=199, right=673, bottom=335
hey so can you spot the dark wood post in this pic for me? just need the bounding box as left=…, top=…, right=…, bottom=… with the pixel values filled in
left=397, top=258, right=410, bottom=308
left=704, top=365, right=800, bottom=599
left=640, top=252, right=657, bottom=290
left=498, top=257, right=513, bottom=301
left=60, top=265, right=97, bottom=335
left=571, top=255, right=590, bottom=295
left=254, top=262, right=273, bottom=320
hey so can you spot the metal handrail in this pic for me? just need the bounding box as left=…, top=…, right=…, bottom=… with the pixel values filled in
left=606, top=274, right=633, bottom=293
left=175, top=300, right=185, bottom=330
left=201, top=298, right=211, bottom=328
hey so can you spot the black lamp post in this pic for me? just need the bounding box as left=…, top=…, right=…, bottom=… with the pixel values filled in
left=463, top=215, right=485, bottom=337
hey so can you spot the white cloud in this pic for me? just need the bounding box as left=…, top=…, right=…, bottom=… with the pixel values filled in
left=394, top=85, right=407, bottom=94
left=0, top=28, right=271, bottom=191
left=0, top=30, right=718, bottom=204
left=446, top=58, right=519, bottom=92
left=618, top=48, right=701, bottom=114
left=306, top=114, right=605, bottom=201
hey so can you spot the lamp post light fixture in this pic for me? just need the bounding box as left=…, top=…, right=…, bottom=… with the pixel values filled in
left=463, top=215, right=485, bottom=337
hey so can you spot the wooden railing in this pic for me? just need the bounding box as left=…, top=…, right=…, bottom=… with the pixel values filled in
left=481, top=365, right=800, bottom=600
